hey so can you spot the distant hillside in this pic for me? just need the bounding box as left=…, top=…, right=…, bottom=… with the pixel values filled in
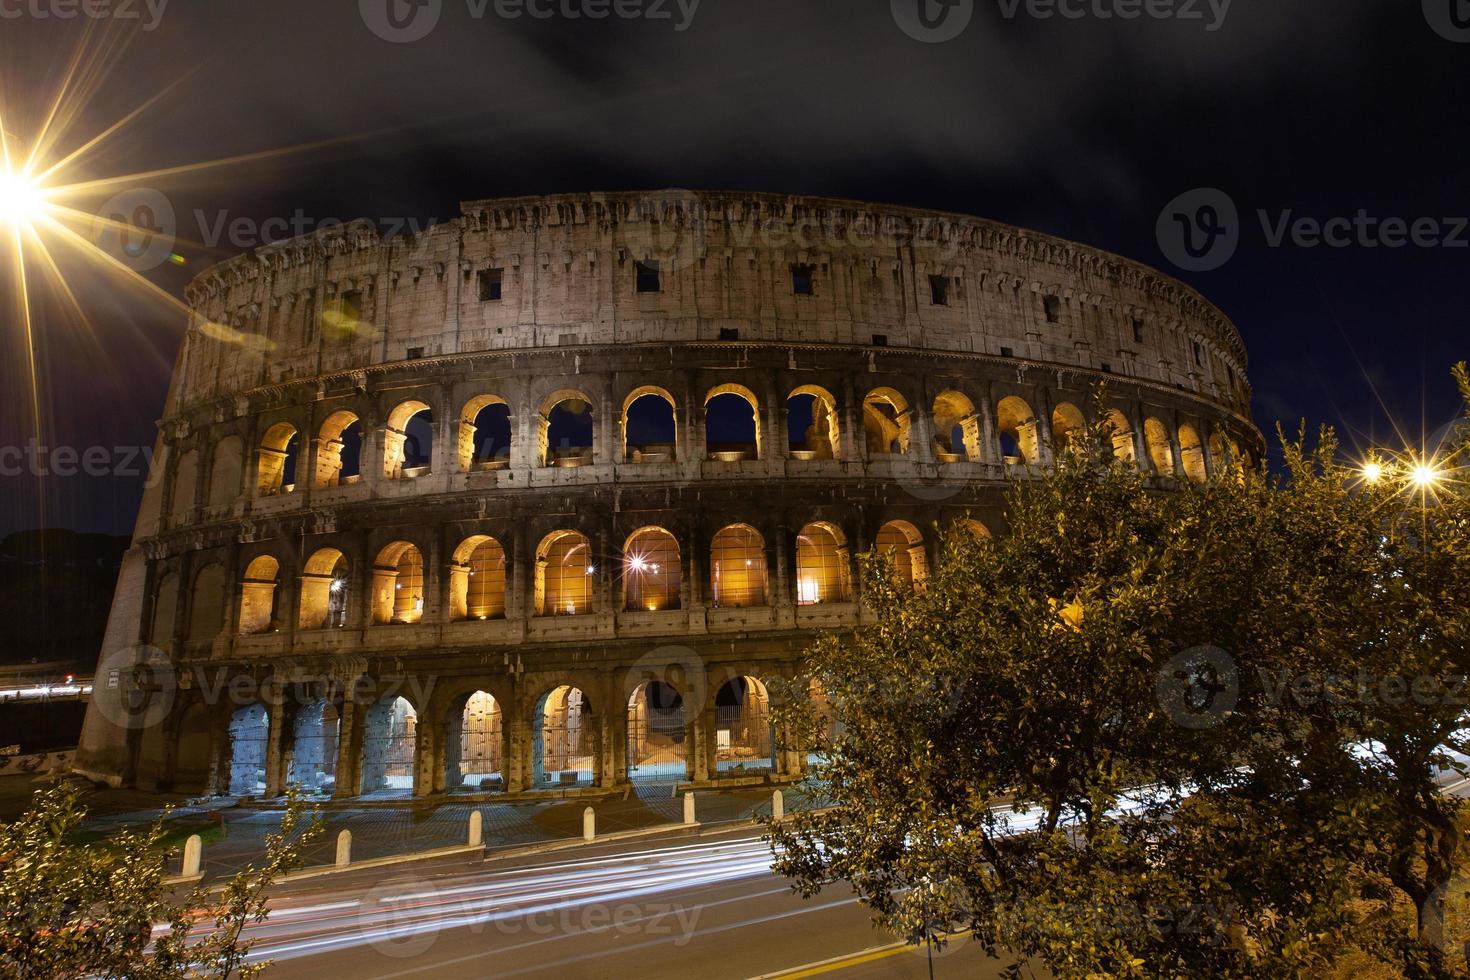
left=0, top=529, right=129, bottom=671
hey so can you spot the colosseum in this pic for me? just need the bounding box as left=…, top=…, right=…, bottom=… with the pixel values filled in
left=74, top=190, right=1261, bottom=802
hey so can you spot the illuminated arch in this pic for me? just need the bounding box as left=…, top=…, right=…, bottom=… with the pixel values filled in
left=238, top=555, right=281, bottom=635
left=710, top=524, right=768, bottom=608
left=315, top=410, right=363, bottom=489
left=1179, top=424, right=1207, bottom=483
left=862, top=387, right=911, bottom=456
left=534, top=685, right=595, bottom=787
left=995, top=396, right=1039, bottom=464
left=1104, top=408, right=1137, bottom=463
left=383, top=400, right=433, bottom=479
left=371, top=541, right=425, bottom=625
left=787, top=385, right=841, bottom=460
left=1144, top=418, right=1175, bottom=476
left=932, top=390, right=981, bottom=462
left=714, top=675, right=773, bottom=773
left=449, top=535, right=506, bottom=622
left=256, top=422, right=300, bottom=496
left=458, top=394, right=512, bottom=472
left=535, top=530, right=593, bottom=616
left=622, top=385, right=678, bottom=463
left=704, top=384, right=762, bottom=461
left=795, top=521, right=852, bottom=605
left=627, top=679, right=688, bottom=782
left=445, top=690, right=503, bottom=792
left=875, top=520, right=928, bottom=589
left=538, top=389, right=595, bottom=467
left=1050, top=402, right=1086, bottom=455
left=622, top=526, right=681, bottom=612
left=360, top=693, right=417, bottom=796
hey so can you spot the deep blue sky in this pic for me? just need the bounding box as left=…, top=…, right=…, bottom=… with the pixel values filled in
left=0, top=0, right=1464, bottom=535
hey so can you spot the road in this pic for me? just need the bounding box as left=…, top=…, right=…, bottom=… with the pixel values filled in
left=227, top=826, right=1014, bottom=979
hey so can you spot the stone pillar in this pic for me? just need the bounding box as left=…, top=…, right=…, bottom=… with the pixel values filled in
left=263, top=691, right=285, bottom=797
left=507, top=715, right=531, bottom=794
left=332, top=694, right=361, bottom=799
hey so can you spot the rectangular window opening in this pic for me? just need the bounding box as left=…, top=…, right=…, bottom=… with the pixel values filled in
left=636, top=260, right=661, bottom=293
left=1043, top=295, right=1062, bottom=323
left=478, top=268, right=503, bottom=301
left=791, top=264, right=816, bottom=295
left=929, top=275, right=949, bottom=306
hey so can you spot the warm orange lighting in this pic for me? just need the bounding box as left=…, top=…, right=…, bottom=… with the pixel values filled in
left=0, top=167, right=44, bottom=229
left=1361, top=461, right=1384, bottom=484
left=1411, top=463, right=1441, bottom=488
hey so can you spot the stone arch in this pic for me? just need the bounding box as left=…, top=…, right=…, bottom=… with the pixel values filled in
left=1209, top=429, right=1231, bottom=470
left=1104, top=408, right=1137, bottom=463
left=1144, top=417, right=1175, bottom=475
left=299, top=547, right=349, bottom=630
left=150, top=572, right=180, bottom=650
left=875, top=520, right=928, bottom=588
left=172, top=700, right=214, bottom=794
left=713, top=675, right=773, bottom=773
left=533, top=685, right=595, bottom=787
left=796, top=521, right=852, bottom=605
left=932, top=390, right=981, bottom=462
left=449, top=535, right=507, bottom=621
left=627, top=679, right=688, bottom=782
left=1050, top=402, right=1086, bottom=455
left=444, top=689, right=504, bottom=792
left=371, top=541, right=425, bottom=625
left=949, top=517, right=993, bottom=543
left=286, top=697, right=339, bottom=796
left=360, top=693, right=417, bottom=796
left=787, top=385, right=840, bottom=460
left=188, top=562, right=226, bottom=642
left=862, top=387, right=911, bottom=456
left=1179, top=424, right=1207, bottom=483
left=459, top=394, right=512, bottom=472
left=704, top=384, right=762, bottom=461
left=225, top=702, right=269, bottom=797
left=256, top=422, right=300, bottom=496
left=535, top=530, right=593, bottom=616
left=709, top=524, right=768, bottom=608
left=622, top=385, right=678, bottom=463
left=538, top=388, right=595, bottom=467
left=207, top=435, right=243, bottom=509
left=384, top=399, right=433, bottom=479
left=170, top=449, right=199, bottom=522
left=622, top=526, right=681, bottom=612
left=995, top=395, right=1040, bottom=464
left=237, top=555, right=282, bottom=635
left=315, top=410, right=363, bottom=489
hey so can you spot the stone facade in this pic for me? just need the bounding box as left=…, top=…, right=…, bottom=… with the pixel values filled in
left=74, top=191, right=1260, bottom=801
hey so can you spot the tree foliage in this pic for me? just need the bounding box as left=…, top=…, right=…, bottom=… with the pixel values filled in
left=0, top=783, right=322, bottom=978
left=772, top=373, right=1470, bottom=978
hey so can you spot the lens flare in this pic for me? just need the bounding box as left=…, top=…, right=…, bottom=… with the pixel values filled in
left=0, top=167, right=45, bottom=228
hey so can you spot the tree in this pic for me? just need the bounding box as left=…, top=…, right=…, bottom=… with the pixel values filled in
left=771, top=375, right=1470, bottom=978
left=0, top=783, right=322, bottom=978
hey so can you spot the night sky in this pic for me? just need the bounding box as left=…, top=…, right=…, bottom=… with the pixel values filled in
left=0, top=0, right=1465, bottom=536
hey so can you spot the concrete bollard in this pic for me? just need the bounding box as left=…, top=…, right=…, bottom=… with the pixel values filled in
left=468, top=810, right=483, bottom=847
left=583, top=806, right=596, bottom=842
left=181, top=834, right=203, bottom=878
left=335, top=829, right=352, bottom=868
left=683, top=791, right=696, bottom=825
left=771, top=790, right=784, bottom=823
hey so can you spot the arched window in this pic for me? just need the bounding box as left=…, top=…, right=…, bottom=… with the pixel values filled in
left=449, top=535, right=506, bottom=621
left=238, top=555, right=281, bottom=635
left=875, top=521, right=927, bottom=589
left=714, top=676, right=773, bottom=772
left=315, top=411, right=363, bottom=488
left=787, top=386, right=840, bottom=460
left=710, top=524, right=767, bottom=608
left=1050, top=402, right=1086, bottom=455
left=361, top=694, right=416, bottom=796
left=1144, top=418, right=1175, bottom=475
left=1104, top=409, right=1137, bottom=463
left=535, top=686, right=594, bottom=786
left=384, top=401, right=433, bottom=479
left=1179, top=424, right=1207, bottom=483
left=299, top=548, right=349, bottom=630
left=170, top=450, right=199, bottom=522
left=536, top=530, right=593, bottom=616
left=151, top=572, right=179, bottom=650
left=458, top=395, right=512, bottom=472
left=795, top=522, right=851, bottom=605
left=256, top=422, right=300, bottom=496
left=207, top=436, right=243, bottom=508
left=1209, top=430, right=1231, bottom=470
left=995, top=396, right=1039, bottom=464
left=627, top=680, right=686, bottom=781
left=226, top=703, right=269, bottom=797
left=623, top=527, right=681, bottom=612
left=372, top=542, right=425, bottom=625
left=188, top=563, right=226, bottom=641
left=623, top=387, right=677, bottom=463
left=446, top=691, right=503, bottom=791
left=705, top=385, right=761, bottom=461
left=862, top=388, right=911, bottom=456
left=949, top=518, right=992, bottom=544
left=932, top=390, right=981, bottom=462
left=539, top=390, right=594, bottom=467
left=287, top=699, right=339, bottom=795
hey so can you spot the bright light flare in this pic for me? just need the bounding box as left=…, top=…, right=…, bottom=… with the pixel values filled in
left=1361, top=461, right=1384, bottom=484
left=1411, top=463, right=1441, bottom=489
left=0, top=167, right=46, bottom=228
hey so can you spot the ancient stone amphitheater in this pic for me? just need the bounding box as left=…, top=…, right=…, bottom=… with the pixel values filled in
left=75, top=191, right=1260, bottom=802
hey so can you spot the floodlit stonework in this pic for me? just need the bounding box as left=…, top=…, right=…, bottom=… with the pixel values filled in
left=75, top=191, right=1260, bottom=801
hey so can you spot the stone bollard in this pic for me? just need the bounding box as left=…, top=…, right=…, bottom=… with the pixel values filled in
left=468, top=810, right=483, bottom=847
left=771, top=789, right=784, bottom=823
left=181, top=834, right=203, bottom=878
left=335, top=829, right=352, bottom=868
left=683, top=791, right=696, bottom=825
left=583, top=806, right=596, bottom=842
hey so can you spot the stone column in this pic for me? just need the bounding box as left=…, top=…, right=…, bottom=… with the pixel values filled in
left=332, top=694, right=361, bottom=799
left=264, top=686, right=285, bottom=796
